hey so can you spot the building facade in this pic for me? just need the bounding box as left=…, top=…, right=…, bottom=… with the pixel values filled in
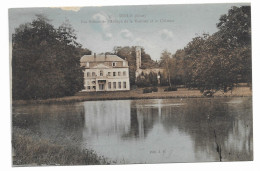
left=135, top=46, right=165, bottom=84
left=80, top=54, right=130, bottom=91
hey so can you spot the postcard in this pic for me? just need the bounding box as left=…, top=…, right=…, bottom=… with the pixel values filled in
left=9, top=3, right=252, bottom=166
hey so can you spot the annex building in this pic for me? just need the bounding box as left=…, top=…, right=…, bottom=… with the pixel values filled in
left=80, top=53, right=130, bottom=91
left=135, top=46, right=164, bottom=84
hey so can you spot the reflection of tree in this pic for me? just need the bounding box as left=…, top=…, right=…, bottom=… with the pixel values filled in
left=13, top=104, right=85, bottom=145
left=121, top=98, right=253, bottom=161
left=159, top=98, right=253, bottom=161
left=122, top=101, right=159, bottom=139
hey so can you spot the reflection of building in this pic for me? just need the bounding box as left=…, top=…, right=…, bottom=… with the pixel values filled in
left=82, top=100, right=131, bottom=135
left=80, top=53, right=130, bottom=91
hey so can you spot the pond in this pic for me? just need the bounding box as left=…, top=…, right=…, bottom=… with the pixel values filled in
left=12, top=97, right=253, bottom=164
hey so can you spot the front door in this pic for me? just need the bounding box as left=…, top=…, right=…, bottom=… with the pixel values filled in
left=99, top=83, right=104, bottom=90
left=98, top=80, right=106, bottom=91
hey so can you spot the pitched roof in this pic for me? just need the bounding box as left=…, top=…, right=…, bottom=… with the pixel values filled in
left=80, top=55, right=125, bottom=63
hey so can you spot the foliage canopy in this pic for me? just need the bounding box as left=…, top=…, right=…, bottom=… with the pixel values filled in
left=160, top=6, right=251, bottom=93
left=12, top=15, right=85, bottom=100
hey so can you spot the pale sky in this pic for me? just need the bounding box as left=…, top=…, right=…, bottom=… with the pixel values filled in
left=9, top=3, right=249, bottom=60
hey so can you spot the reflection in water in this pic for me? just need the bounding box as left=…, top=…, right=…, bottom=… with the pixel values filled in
left=82, top=100, right=131, bottom=140
left=81, top=97, right=252, bottom=163
left=12, top=97, right=253, bottom=164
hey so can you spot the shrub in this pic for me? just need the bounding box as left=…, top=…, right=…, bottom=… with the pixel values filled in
left=143, top=87, right=158, bottom=93
left=151, top=87, right=158, bottom=92
left=143, top=88, right=152, bottom=94
left=164, top=86, right=177, bottom=92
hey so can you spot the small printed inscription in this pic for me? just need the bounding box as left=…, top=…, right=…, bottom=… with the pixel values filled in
left=81, top=13, right=174, bottom=24
left=150, top=150, right=166, bottom=154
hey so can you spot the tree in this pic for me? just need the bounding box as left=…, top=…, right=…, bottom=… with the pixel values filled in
left=216, top=6, right=251, bottom=85
left=217, top=6, right=251, bottom=48
left=171, top=49, right=187, bottom=85
left=196, top=6, right=252, bottom=92
left=160, top=50, right=173, bottom=87
left=12, top=15, right=85, bottom=100
left=140, top=48, right=159, bottom=69
left=135, top=72, right=158, bottom=87
left=170, top=6, right=251, bottom=94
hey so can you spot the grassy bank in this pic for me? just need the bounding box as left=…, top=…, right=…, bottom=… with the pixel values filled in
left=12, top=127, right=111, bottom=166
left=12, top=87, right=252, bottom=106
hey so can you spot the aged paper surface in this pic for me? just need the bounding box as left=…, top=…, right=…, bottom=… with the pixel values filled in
left=7, top=1, right=255, bottom=170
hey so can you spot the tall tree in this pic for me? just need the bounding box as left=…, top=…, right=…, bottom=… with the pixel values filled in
left=170, top=6, right=251, bottom=94
left=12, top=15, right=84, bottom=100
left=216, top=6, right=251, bottom=85
left=160, top=50, right=173, bottom=87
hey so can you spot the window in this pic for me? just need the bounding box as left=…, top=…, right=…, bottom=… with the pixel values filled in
left=118, top=82, right=121, bottom=89
left=93, top=86, right=96, bottom=90
left=92, top=81, right=96, bottom=84
left=87, top=86, right=91, bottom=90
left=118, top=72, right=121, bottom=76
left=113, top=82, right=116, bottom=89
left=92, top=72, right=95, bottom=77
left=113, top=72, right=116, bottom=76
left=112, top=62, right=116, bottom=67
left=108, top=72, right=111, bottom=76
left=100, top=70, right=103, bottom=76
left=123, top=71, right=126, bottom=76
left=86, top=62, right=89, bottom=67
left=123, top=82, right=126, bottom=88
left=108, top=82, right=111, bottom=89
left=87, top=72, right=90, bottom=77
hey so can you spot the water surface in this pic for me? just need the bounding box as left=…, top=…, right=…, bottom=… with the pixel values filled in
left=13, top=97, right=253, bottom=164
